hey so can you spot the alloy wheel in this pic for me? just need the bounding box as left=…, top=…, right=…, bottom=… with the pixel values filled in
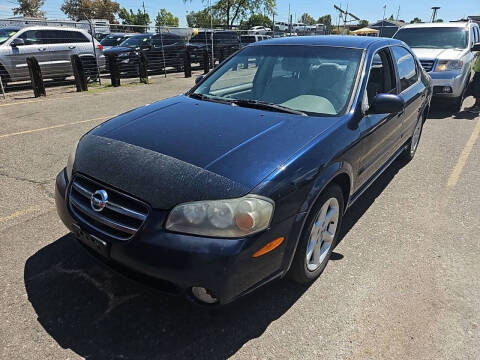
left=305, top=197, right=339, bottom=271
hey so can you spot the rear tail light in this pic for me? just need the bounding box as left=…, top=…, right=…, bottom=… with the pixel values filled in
left=97, top=44, right=103, bottom=51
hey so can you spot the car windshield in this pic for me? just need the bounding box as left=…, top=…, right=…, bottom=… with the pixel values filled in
left=241, top=36, right=256, bottom=43
left=101, top=35, right=127, bottom=46
left=119, top=35, right=151, bottom=47
left=0, top=28, right=19, bottom=45
left=190, top=32, right=210, bottom=42
left=394, top=27, right=468, bottom=49
left=192, top=45, right=363, bottom=116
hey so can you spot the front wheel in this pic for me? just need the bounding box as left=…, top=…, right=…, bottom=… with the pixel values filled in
left=288, top=185, right=344, bottom=284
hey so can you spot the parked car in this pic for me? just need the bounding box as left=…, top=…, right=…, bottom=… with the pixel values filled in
left=240, top=34, right=270, bottom=47
left=248, top=26, right=271, bottom=35
left=103, top=33, right=186, bottom=75
left=393, top=21, right=480, bottom=111
left=187, top=30, right=240, bottom=64
left=100, top=33, right=138, bottom=50
left=55, top=36, right=431, bottom=305
left=0, top=26, right=105, bottom=85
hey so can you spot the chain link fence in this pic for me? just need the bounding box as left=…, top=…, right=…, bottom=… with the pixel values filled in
left=0, top=18, right=327, bottom=97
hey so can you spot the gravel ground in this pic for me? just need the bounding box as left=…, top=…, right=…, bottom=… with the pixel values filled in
left=0, top=76, right=479, bottom=360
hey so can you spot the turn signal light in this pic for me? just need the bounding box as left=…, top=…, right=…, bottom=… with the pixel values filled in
left=253, top=237, right=285, bottom=258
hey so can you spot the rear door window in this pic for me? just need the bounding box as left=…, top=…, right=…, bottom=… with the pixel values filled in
left=391, top=46, right=418, bottom=92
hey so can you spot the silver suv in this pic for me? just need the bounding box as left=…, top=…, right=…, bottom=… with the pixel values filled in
left=0, top=26, right=106, bottom=85
left=393, top=21, right=480, bottom=111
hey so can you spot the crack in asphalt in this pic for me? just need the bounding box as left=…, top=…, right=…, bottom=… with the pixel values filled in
left=26, top=262, right=138, bottom=322
left=0, top=171, right=49, bottom=186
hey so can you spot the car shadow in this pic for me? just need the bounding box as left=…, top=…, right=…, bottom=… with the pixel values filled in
left=24, top=158, right=406, bottom=360
left=428, top=97, right=479, bottom=120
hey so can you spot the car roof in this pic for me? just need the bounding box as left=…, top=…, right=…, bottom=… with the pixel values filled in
left=401, top=22, right=471, bottom=29
left=15, top=25, right=88, bottom=33
left=252, top=35, right=404, bottom=49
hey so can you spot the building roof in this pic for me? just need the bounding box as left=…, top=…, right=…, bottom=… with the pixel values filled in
left=370, top=19, right=405, bottom=27
left=255, top=35, right=403, bottom=49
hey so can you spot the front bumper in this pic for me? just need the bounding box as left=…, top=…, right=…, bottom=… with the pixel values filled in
left=429, top=70, right=468, bottom=98
left=55, top=169, right=295, bottom=304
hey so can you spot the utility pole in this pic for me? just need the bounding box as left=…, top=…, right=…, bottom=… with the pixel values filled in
left=334, top=4, right=360, bottom=34
left=381, top=4, right=386, bottom=37
left=142, top=1, right=147, bottom=28
left=431, top=7, right=440, bottom=22
left=396, top=6, right=400, bottom=21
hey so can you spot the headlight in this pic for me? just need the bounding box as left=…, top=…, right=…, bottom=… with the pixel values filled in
left=165, top=196, right=274, bottom=238
left=435, top=60, right=463, bottom=72
left=66, top=140, right=79, bottom=181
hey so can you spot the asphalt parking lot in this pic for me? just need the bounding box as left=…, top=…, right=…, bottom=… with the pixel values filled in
left=1, top=74, right=479, bottom=359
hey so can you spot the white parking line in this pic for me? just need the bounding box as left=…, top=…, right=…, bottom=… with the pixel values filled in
left=0, top=116, right=112, bottom=138
left=447, top=118, right=480, bottom=187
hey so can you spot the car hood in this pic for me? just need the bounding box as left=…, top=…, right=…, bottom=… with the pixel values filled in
left=74, top=95, right=337, bottom=208
left=411, top=48, right=465, bottom=60
left=102, top=46, right=136, bottom=55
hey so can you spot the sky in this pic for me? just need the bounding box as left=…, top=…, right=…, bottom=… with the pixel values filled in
left=0, top=0, right=479, bottom=27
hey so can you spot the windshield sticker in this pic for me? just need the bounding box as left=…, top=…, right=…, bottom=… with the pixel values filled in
left=143, top=38, right=147, bottom=42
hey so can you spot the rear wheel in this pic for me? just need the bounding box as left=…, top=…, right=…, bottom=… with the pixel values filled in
left=401, top=115, right=423, bottom=162
left=288, top=185, right=344, bottom=283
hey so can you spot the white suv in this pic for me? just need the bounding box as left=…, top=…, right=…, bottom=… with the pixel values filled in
left=393, top=21, right=480, bottom=111
left=0, top=26, right=106, bottom=85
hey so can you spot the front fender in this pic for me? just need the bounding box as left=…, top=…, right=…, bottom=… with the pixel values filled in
left=280, top=162, right=354, bottom=276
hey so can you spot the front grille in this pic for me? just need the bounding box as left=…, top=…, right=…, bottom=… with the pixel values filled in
left=68, top=175, right=149, bottom=241
left=420, top=59, right=435, bottom=72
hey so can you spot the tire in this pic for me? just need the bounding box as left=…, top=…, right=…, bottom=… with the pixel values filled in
left=0, top=65, right=9, bottom=88
left=288, top=184, right=344, bottom=284
left=400, top=114, right=423, bottom=162
left=450, top=86, right=467, bottom=113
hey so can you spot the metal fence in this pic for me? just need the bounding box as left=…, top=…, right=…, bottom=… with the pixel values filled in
left=0, top=18, right=327, bottom=97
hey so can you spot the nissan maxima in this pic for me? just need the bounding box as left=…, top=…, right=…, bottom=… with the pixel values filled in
left=55, top=36, right=432, bottom=304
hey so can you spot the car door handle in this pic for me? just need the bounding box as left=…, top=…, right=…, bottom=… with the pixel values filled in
left=38, top=48, right=46, bottom=51
left=68, top=46, right=76, bottom=49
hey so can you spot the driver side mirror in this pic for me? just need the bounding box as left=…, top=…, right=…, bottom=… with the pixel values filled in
left=195, top=75, right=204, bottom=85
left=10, top=38, right=25, bottom=47
left=472, top=43, right=480, bottom=52
left=367, top=94, right=405, bottom=115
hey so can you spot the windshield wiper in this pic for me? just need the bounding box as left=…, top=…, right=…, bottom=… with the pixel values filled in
left=231, top=99, right=307, bottom=116
left=189, top=93, right=234, bottom=105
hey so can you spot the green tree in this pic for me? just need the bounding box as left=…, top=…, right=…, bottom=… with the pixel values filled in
left=186, top=9, right=222, bottom=28
left=155, top=8, right=179, bottom=27
left=358, top=19, right=368, bottom=28
left=13, top=0, right=45, bottom=17
left=435, top=19, right=444, bottom=23
left=61, top=0, right=120, bottom=22
left=388, top=14, right=395, bottom=21
left=239, top=13, right=272, bottom=29
left=185, top=0, right=275, bottom=29
left=118, top=8, right=150, bottom=31
left=317, top=15, right=332, bottom=33
left=299, top=12, right=315, bottom=25
left=410, top=17, right=422, bottom=24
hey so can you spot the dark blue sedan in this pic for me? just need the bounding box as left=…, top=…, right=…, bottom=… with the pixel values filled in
left=55, top=36, right=432, bottom=304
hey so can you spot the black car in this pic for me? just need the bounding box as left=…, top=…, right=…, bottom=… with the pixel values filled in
left=100, top=33, right=138, bottom=50
left=103, top=33, right=187, bottom=75
left=56, top=36, right=431, bottom=305
left=187, top=30, right=240, bottom=64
